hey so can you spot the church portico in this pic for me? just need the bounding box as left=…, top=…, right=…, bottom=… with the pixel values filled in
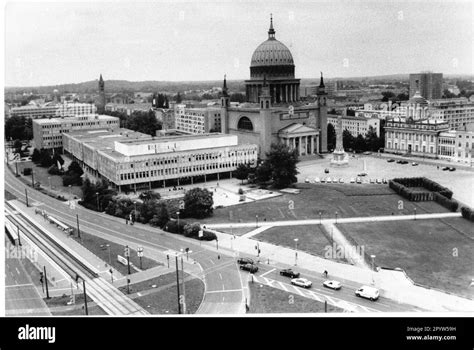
left=279, top=123, right=319, bottom=156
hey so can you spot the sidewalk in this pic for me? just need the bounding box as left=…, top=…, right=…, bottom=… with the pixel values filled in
left=204, top=227, right=474, bottom=312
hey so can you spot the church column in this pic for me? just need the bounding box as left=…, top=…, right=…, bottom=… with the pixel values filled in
left=280, top=85, right=283, bottom=103
left=316, top=135, right=320, bottom=153
left=292, top=137, right=296, bottom=150
left=293, top=84, right=297, bottom=101
left=309, top=136, right=313, bottom=154
left=298, top=136, right=303, bottom=155
left=290, top=84, right=293, bottom=103
left=296, top=85, right=299, bottom=100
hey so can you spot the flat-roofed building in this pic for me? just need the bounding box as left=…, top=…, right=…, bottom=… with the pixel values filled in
left=328, top=113, right=380, bottom=137
left=174, top=104, right=222, bottom=134
left=427, top=98, right=474, bottom=130
left=63, top=130, right=258, bottom=192
left=11, top=103, right=60, bottom=119
left=32, top=114, right=120, bottom=150
left=437, top=130, right=456, bottom=160
left=454, top=123, right=474, bottom=165
left=384, top=117, right=449, bottom=158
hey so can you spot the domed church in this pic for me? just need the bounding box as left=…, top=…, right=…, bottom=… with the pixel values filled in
left=220, top=15, right=328, bottom=158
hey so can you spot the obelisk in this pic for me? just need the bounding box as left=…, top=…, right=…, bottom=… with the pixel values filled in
left=330, top=113, right=349, bottom=166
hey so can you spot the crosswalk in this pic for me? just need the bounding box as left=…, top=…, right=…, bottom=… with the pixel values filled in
left=253, top=275, right=379, bottom=313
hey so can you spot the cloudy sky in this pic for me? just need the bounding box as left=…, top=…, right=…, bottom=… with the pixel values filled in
left=4, top=0, right=473, bottom=86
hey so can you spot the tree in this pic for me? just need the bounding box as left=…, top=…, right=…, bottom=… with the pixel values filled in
left=175, top=92, right=183, bottom=103
left=67, top=160, right=84, bottom=177
left=13, top=139, right=22, bottom=154
left=342, top=130, right=355, bottom=150
left=260, top=143, right=299, bottom=189
left=354, top=134, right=367, bottom=152
left=365, top=126, right=379, bottom=152
left=32, top=149, right=41, bottom=163
left=381, top=91, right=396, bottom=102
left=183, top=188, right=214, bottom=219
left=396, top=93, right=409, bottom=101
left=255, top=160, right=272, bottom=184
left=39, top=149, right=53, bottom=167
left=139, top=190, right=161, bottom=202
left=327, top=123, right=336, bottom=151
left=52, top=153, right=65, bottom=169
left=148, top=201, right=169, bottom=228
left=5, top=116, right=32, bottom=141
left=126, top=110, right=162, bottom=136
left=235, top=164, right=250, bottom=184
left=442, top=89, right=457, bottom=99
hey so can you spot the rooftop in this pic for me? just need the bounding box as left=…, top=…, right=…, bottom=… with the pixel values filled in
left=33, top=114, right=119, bottom=124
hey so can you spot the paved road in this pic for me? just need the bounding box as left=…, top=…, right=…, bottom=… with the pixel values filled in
left=5, top=247, right=51, bottom=316
left=5, top=168, right=245, bottom=314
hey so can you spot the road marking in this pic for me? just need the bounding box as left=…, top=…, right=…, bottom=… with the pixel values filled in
left=209, top=259, right=214, bottom=265
left=205, top=289, right=243, bottom=294
left=6, top=283, right=34, bottom=288
left=259, top=268, right=275, bottom=278
left=263, top=277, right=276, bottom=287
left=15, top=268, right=20, bottom=275
left=292, top=285, right=305, bottom=296
left=219, top=273, right=222, bottom=280
left=278, top=281, right=288, bottom=291
left=308, top=291, right=323, bottom=302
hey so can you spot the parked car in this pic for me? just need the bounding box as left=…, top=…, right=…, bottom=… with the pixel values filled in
left=240, top=263, right=258, bottom=273
left=401, top=160, right=409, bottom=164
left=350, top=178, right=355, bottom=183
left=442, top=166, right=450, bottom=171
left=369, top=178, right=375, bottom=184
left=320, top=178, right=326, bottom=183
left=305, top=178, right=310, bottom=183
left=314, top=177, right=320, bottom=183
left=355, top=286, right=379, bottom=301
left=291, top=278, right=312, bottom=288
left=237, top=258, right=254, bottom=265
left=449, top=167, right=456, bottom=172
left=332, top=178, right=338, bottom=183
left=324, top=168, right=330, bottom=173
left=356, top=177, right=362, bottom=184
left=326, top=177, right=332, bottom=182
left=357, top=172, right=367, bottom=176
left=376, top=178, right=382, bottom=184
left=396, top=160, right=402, bottom=164
left=280, top=269, right=300, bottom=278
left=412, top=162, right=419, bottom=166
left=339, top=178, right=344, bottom=183
left=382, top=178, right=388, bottom=184
left=363, top=151, right=372, bottom=155
left=323, top=280, right=342, bottom=290
left=387, top=159, right=395, bottom=163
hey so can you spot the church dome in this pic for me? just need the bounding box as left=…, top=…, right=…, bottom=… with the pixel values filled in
left=250, top=39, right=294, bottom=67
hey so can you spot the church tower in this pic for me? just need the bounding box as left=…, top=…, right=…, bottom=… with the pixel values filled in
left=316, top=72, right=328, bottom=152
left=220, top=75, right=230, bottom=133
left=97, top=74, right=106, bottom=114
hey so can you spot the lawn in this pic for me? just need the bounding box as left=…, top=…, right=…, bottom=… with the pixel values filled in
left=248, top=283, right=343, bottom=314
left=72, top=231, right=161, bottom=276
left=216, top=227, right=256, bottom=236
left=337, top=218, right=474, bottom=298
left=199, top=183, right=449, bottom=225
left=120, top=272, right=205, bottom=314
left=254, top=224, right=347, bottom=263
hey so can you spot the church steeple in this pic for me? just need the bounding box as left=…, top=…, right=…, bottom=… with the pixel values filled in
left=222, top=74, right=229, bottom=97
left=319, top=71, right=325, bottom=88
left=99, top=74, right=104, bottom=92
left=268, top=14, right=275, bottom=40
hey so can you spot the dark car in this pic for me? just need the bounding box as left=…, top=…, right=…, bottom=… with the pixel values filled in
left=280, top=269, right=300, bottom=278
left=399, top=160, right=409, bottom=164
left=324, top=168, right=330, bottom=174
left=240, top=264, right=258, bottom=273
left=387, top=159, right=395, bottom=163
left=442, top=166, right=450, bottom=171
left=237, top=258, right=254, bottom=265
left=449, top=167, right=456, bottom=171
left=357, top=172, right=367, bottom=176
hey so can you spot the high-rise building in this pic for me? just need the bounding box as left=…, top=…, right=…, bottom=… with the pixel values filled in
left=409, top=72, right=443, bottom=100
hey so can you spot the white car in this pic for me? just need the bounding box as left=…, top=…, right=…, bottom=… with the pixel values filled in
left=338, top=178, right=344, bottom=183
left=332, top=178, right=338, bottom=183
left=323, top=280, right=342, bottom=290
left=314, top=177, right=320, bottom=183
left=326, top=177, right=332, bottom=183
left=350, top=178, right=355, bottom=183
left=291, top=278, right=312, bottom=288
left=305, top=178, right=310, bottom=183
left=355, top=286, right=379, bottom=301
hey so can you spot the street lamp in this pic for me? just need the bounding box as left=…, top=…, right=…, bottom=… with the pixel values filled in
left=68, top=185, right=72, bottom=204
left=96, top=192, right=100, bottom=211
left=335, top=211, right=338, bottom=224
left=319, top=211, right=322, bottom=225
left=256, top=215, right=259, bottom=228
left=414, top=207, right=417, bottom=220
left=371, top=254, right=376, bottom=271
left=294, top=238, right=299, bottom=266
left=176, top=211, right=180, bottom=233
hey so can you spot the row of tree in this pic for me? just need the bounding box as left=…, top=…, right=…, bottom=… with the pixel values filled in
left=104, top=109, right=162, bottom=136
left=327, top=124, right=385, bottom=153
left=5, top=116, right=33, bottom=141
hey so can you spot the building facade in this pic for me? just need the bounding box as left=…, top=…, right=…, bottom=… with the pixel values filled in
left=384, top=117, right=449, bottom=158
left=174, top=104, right=222, bottom=134
left=409, top=72, right=443, bottom=100
left=10, top=103, right=60, bottom=119
left=328, top=113, right=380, bottom=137
left=63, top=130, right=258, bottom=191
left=32, top=114, right=120, bottom=150
left=427, top=98, right=474, bottom=130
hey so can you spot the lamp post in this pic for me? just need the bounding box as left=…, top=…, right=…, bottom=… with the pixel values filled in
left=106, top=244, right=111, bottom=265
left=371, top=254, right=376, bottom=271
left=181, top=255, right=187, bottom=314
left=294, top=238, right=299, bottom=266
left=96, top=192, right=100, bottom=211
left=68, top=185, right=72, bottom=205
left=175, top=255, right=181, bottom=314
left=335, top=211, right=338, bottom=224
left=319, top=211, right=322, bottom=225
left=25, top=188, right=29, bottom=207
left=256, top=215, right=259, bottom=228
left=31, top=169, right=35, bottom=187
left=176, top=211, right=180, bottom=233
left=48, top=176, right=51, bottom=189
left=414, top=207, right=417, bottom=220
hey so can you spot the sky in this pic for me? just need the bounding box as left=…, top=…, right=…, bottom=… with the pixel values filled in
left=4, top=0, right=473, bottom=87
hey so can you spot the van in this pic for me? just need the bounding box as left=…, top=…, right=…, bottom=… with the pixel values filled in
left=355, top=286, right=379, bottom=301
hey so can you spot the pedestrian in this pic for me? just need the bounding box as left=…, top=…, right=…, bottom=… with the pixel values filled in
left=126, top=219, right=128, bottom=225
left=437, top=166, right=439, bottom=170
left=217, top=254, right=220, bottom=260
left=324, top=270, right=328, bottom=278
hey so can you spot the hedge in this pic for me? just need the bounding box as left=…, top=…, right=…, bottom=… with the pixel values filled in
left=390, top=177, right=454, bottom=203
left=433, top=192, right=458, bottom=212
left=461, top=206, right=474, bottom=222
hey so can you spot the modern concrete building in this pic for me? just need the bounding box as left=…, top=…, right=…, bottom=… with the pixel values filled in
left=63, top=129, right=258, bottom=191
left=32, top=114, right=120, bottom=150
left=409, top=72, right=443, bottom=100
left=10, top=103, right=60, bottom=119
left=427, top=98, right=474, bottom=130
left=454, top=123, right=474, bottom=165
left=174, top=104, right=222, bottom=134
left=384, top=117, right=449, bottom=158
